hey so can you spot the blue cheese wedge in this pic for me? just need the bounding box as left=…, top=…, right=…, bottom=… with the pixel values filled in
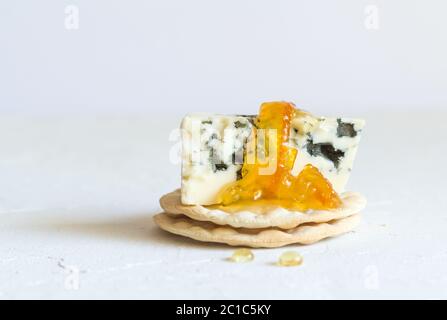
left=181, top=113, right=364, bottom=205
left=181, top=114, right=254, bottom=205
left=289, top=113, right=365, bottom=197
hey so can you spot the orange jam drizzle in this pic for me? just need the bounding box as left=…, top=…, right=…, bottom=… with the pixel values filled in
left=216, top=101, right=342, bottom=212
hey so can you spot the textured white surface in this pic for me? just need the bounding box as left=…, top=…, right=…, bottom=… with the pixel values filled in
left=0, top=111, right=446, bottom=299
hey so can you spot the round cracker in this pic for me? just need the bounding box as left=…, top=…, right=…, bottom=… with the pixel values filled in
left=153, top=212, right=361, bottom=248
left=160, top=190, right=366, bottom=229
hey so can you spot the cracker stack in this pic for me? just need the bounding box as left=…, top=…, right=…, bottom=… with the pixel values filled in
left=154, top=190, right=366, bottom=248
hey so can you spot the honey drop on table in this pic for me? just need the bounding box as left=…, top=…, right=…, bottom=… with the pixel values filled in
left=229, top=248, right=254, bottom=263
left=278, top=251, right=303, bottom=267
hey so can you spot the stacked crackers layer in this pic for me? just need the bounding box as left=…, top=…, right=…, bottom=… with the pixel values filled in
left=154, top=190, right=367, bottom=248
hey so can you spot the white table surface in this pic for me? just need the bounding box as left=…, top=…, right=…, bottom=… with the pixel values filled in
left=1, top=111, right=446, bottom=299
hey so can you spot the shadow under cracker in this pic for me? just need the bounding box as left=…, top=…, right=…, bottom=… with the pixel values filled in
left=18, top=209, right=232, bottom=250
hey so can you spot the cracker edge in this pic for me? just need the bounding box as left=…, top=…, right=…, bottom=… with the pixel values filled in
left=153, top=212, right=361, bottom=248
left=160, top=189, right=366, bottom=230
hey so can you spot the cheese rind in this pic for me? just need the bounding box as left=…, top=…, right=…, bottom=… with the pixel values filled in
left=181, top=113, right=364, bottom=205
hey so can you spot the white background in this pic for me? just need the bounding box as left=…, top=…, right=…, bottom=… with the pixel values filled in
left=1, top=1, right=447, bottom=300
left=1, top=1, right=447, bottom=116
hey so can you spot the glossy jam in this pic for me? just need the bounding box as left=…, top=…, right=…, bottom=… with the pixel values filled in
left=216, top=101, right=341, bottom=211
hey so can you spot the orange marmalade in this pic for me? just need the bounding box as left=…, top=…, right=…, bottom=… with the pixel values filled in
left=216, top=101, right=342, bottom=211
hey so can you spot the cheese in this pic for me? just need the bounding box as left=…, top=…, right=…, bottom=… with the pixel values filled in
left=181, top=113, right=364, bottom=205
left=289, top=114, right=365, bottom=196
left=181, top=114, right=254, bottom=205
